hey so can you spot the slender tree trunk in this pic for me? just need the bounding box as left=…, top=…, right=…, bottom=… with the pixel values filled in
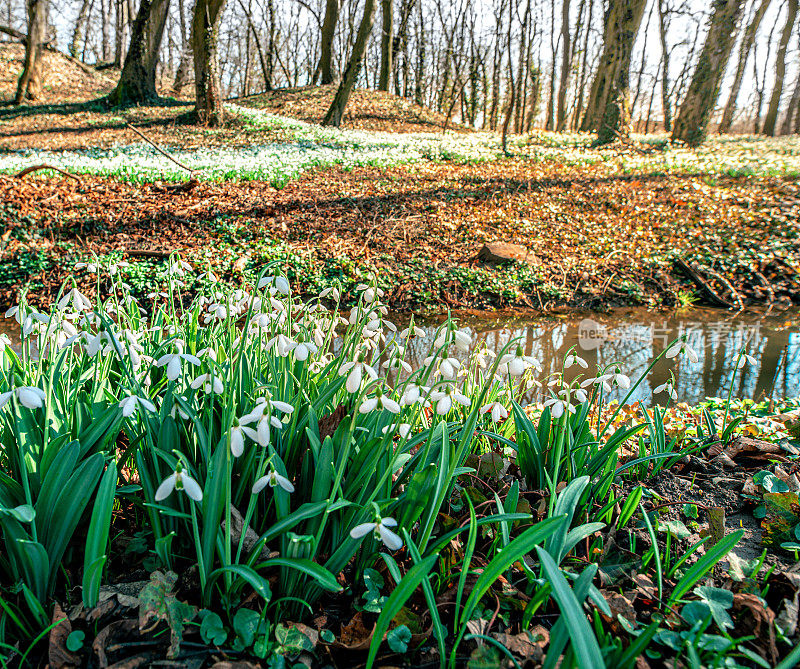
left=719, top=0, right=771, bottom=133
left=192, top=0, right=226, bottom=125
left=323, top=0, right=377, bottom=126
left=656, top=0, right=671, bottom=130
left=71, top=0, right=91, bottom=58
left=783, top=69, right=800, bottom=134
left=762, top=0, right=798, bottom=135
left=15, top=0, right=48, bottom=104
left=172, top=0, right=191, bottom=94
left=378, top=0, right=392, bottom=90
left=580, top=0, right=648, bottom=144
left=108, top=0, right=171, bottom=105
left=572, top=0, right=592, bottom=130
left=673, top=0, right=745, bottom=146
left=317, top=0, right=340, bottom=84
left=555, top=0, right=571, bottom=130
left=414, top=0, right=424, bottom=105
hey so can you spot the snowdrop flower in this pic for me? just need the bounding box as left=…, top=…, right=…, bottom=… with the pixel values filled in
left=191, top=373, right=224, bottom=395
left=266, top=333, right=297, bottom=357
left=350, top=516, right=403, bottom=551
left=0, top=386, right=46, bottom=410
left=229, top=419, right=247, bottom=457
left=320, top=286, right=340, bottom=301
left=430, top=385, right=471, bottom=415
left=544, top=397, right=574, bottom=418
left=169, top=402, right=190, bottom=420
left=199, top=270, right=219, bottom=283
left=480, top=401, right=508, bottom=423
left=382, top=423, right=411, bottom=438
left=339, top=352, right=378, bottom=394
left=258, top=275, right=290, bottom=295
left=565, top=352, right=588, bottom=369
left=293, top=340, right=318, bottom=361
left=356, top=284, right=384, bottom=304
left=399, top=325, right=425, bottom=339
left=653, top=381, right=678, bottom=400
left=435, top=327, right=472, bottom=353
left=156, top=345, right=201, bottom=381
left=58, top=287, right=92, bottom=312
left=197, top=347, right=218, bottom=362
left=169, top=258, right=192, bottom=276
left=499, top=346, right=540, bottom=377
left=155, top=466, right=203, bottom=502
left=75, top=261, right=100, bottom=273
left=400, top=382, right=425, bottom=406
left=666, top=340, right=699, bottom=363
left=382, top=356, right=412, bottom=374
left=239, top=402, right=286, bottom=447
left=252, top=468, right=295, bottom=494
left=473, top=347, right=496, bottom=370
left=0, top=333, right=11, bottom=349
left=737, top=352, right=757, bottom=369
left=360, top=389, right=401, bottom=414
left=119, top=393, right=157, bottom=418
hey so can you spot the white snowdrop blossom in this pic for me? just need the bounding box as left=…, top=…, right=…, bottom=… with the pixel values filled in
left=565, top=352, right=588, bottom=369
left=293, top=341, right=318, bottom=361
left=480, top=401, right=509, bottom=423
left=0, top=386, right=47, bottom=410
left=499, top=346, right=540, bottom=377
left=156, top=345, right=202, bottom=381
left=356, top=284, right=384, bottom=304
left=350, top=516, right=403, bottom=551
left=544, top=398, right=575, bottom=419
left=169, top=259, right=193, bottom=276
left=653, top=381, right=678, bottom=400
left=737, top=353, right=757, bottom=369
left=666, top=340, right=699, bottom=363
left=359, top=390, right=401, bottom=415
left=119, top=393, right=157, bottom=418
left=258, top=275, right=290, bottom=295
left=339, top=353, right=378, bottom=394
left=190, top=373, right=225, bottom=395
left=430, top=385, right=471, bottom=415
left=155, top=468, right=203, bottom=502
left=58, top=287, right=92, bottom=312
left=252, top=468, right=295, bottom=494
left=382, top=423, right=412, bottom=438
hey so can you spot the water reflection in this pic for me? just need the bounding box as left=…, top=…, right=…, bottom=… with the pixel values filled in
left=403, top=308, right=800, bottom=406
left=2, top=308, right=798, bottom=406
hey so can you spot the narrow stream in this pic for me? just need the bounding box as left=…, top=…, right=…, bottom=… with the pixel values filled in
left=2, top=307, right=798, bottom=406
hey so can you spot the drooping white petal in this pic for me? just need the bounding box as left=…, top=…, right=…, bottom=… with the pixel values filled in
left=181, top=474, right=204, bottom=501
left=350, top=522, right=377, bottom=539
left=155, top=473, right=177, bottom=501
left=378, top=524, right=403, bottom=551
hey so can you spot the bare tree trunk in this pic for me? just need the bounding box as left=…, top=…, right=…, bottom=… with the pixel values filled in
left=323, top=0, right=377, bottom=126
left=719, top=0, right=771, bottom=133
left=71, top=0, right=91, bottom=58
left=555, top=0, right=571, bottom=130
left=580, top=0, right=648, bottom=144
left=171, top=0, right=192, bottom=94
left=656, top=0, right=671, bottom=130
left=192, top=0, right=226, bottom=125
left=673, top=0, right=745, bottom=146
left=414, top=0, right=424, bottom=105
left=502, top=0, right=515, bottom=154
left=762, top=0, right=798, bottom=135
left=572, top=0, right=592, bottom=130
left=378, top=0, right=392, bottom=90
left=108, top=0, right=171, bottom=105
left=15, top=0, right=48, bottom=103
left=784, top=68, right=800, bottom=134
left=316, top=0, right=340, bottom=84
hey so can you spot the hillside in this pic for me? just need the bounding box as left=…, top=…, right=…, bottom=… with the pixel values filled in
left=0, top=43, right=117, bottom=104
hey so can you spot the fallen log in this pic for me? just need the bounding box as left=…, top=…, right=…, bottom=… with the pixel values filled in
left=673, top=258, right=735, bottom=309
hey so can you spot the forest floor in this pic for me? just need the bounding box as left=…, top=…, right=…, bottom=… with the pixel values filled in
left=1, top=44, right=800, bottom=311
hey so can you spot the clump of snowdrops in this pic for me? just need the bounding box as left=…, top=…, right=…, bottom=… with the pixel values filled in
left=0, top=255, right=721, bottom=664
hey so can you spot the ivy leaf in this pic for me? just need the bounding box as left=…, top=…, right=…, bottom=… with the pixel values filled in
left=200, top=611, right=227, bottom=646
left=694, top=585, right=734, bottom=631
left=138, top=571, right=198, bottom=659
left=387, top=625, right=412, bottom=653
